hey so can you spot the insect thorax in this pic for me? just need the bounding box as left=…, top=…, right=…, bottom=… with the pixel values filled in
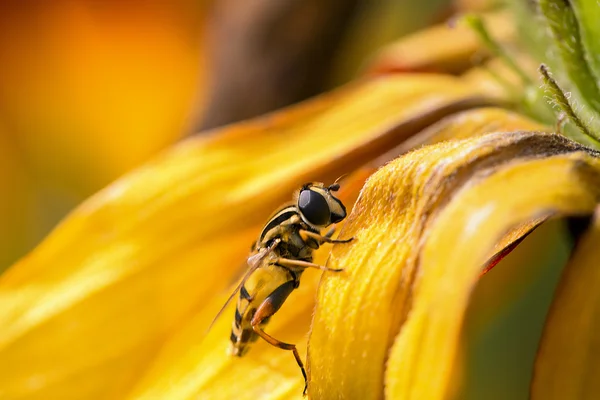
left=256, top=206, right=320, bottom=262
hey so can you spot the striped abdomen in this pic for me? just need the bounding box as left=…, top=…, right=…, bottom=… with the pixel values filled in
left=230, top=282, right=259, bottom=356
left=229, top=263, right=295, bottom=356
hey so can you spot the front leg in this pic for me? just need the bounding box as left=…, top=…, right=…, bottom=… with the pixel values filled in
left=300, top=229, right=354, bottom=245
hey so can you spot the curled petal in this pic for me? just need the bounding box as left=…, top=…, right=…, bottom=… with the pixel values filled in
left=308, top=131, right=600, bottom=399
left=386, top=147, right=600, bottom=399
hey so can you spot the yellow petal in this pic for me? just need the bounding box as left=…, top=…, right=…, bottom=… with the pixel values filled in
left=365, top=12, right=514, bottom=75
left=461, top=57, right=535, bottom=103
left=0, top=74, right=491, bottom=399
left=531, top=211, right=600, bottom=399
left=386, top=106, right=548, bottom=154
left=387, top=148, right=600, bottom=399
left=308, top=131, right=600, bottom=399
left=388, top=108, right=564, bottom=399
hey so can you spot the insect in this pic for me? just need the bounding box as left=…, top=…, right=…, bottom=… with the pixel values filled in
left=212, top=181, right=353, bottom=395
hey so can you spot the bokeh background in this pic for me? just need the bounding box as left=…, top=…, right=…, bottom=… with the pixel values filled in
left=0, top=0, right=451, bottom=271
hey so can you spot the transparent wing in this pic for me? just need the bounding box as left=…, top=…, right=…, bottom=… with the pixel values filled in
left=205, top=239, right=280, bottom=335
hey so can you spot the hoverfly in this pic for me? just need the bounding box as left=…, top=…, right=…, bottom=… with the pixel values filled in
left=211, top=181, right=353, bottom=395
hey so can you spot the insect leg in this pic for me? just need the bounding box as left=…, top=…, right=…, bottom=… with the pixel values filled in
left=251, top=280, right=308, bottom=395
left=275, top=257, right=342, bottom=272
left=323, top=226, right=336, bottom=238
left=299, top=229, right=353, bottom=244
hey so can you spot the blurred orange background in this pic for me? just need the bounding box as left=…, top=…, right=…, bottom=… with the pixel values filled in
left=0, top=1, right=206, bottom=269
left=0, top=0, right=448, bottom=270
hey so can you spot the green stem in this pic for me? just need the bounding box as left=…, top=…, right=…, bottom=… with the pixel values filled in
left=462, top=14, right=532, bottom=86
left=539, top=64, right=598, bottom=143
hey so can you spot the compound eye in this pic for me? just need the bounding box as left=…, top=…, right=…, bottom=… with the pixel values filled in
left=298, top=189, right=330, bottom=226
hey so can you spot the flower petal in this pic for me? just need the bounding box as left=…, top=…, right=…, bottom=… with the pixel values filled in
left=531, top=210, right=600, bottom=399
left=125, top=179, right=366, bottom=400
left=366, top=12, right=514, bottom=75
left=386, top=147, right=600, bottom=399
left=0, top=74, right=491, bottom=399
left=308, top=131, right=599, bottom=399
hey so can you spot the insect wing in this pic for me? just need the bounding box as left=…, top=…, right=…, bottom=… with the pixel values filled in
left=205, top=239, right=280, bottom=335
left=247, top=247, right=271, bottom=269
left=246, top=237, right=281, bottom=270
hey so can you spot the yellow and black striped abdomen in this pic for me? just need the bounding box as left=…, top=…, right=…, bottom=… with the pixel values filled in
left=229, top=263, right=295, bottom=356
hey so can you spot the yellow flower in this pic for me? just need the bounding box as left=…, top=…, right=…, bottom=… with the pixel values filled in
left=3, top=1, right=600, bottom=400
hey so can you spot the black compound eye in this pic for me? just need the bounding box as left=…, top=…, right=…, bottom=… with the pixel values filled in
left=298, top=189, right=330, bottom=226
